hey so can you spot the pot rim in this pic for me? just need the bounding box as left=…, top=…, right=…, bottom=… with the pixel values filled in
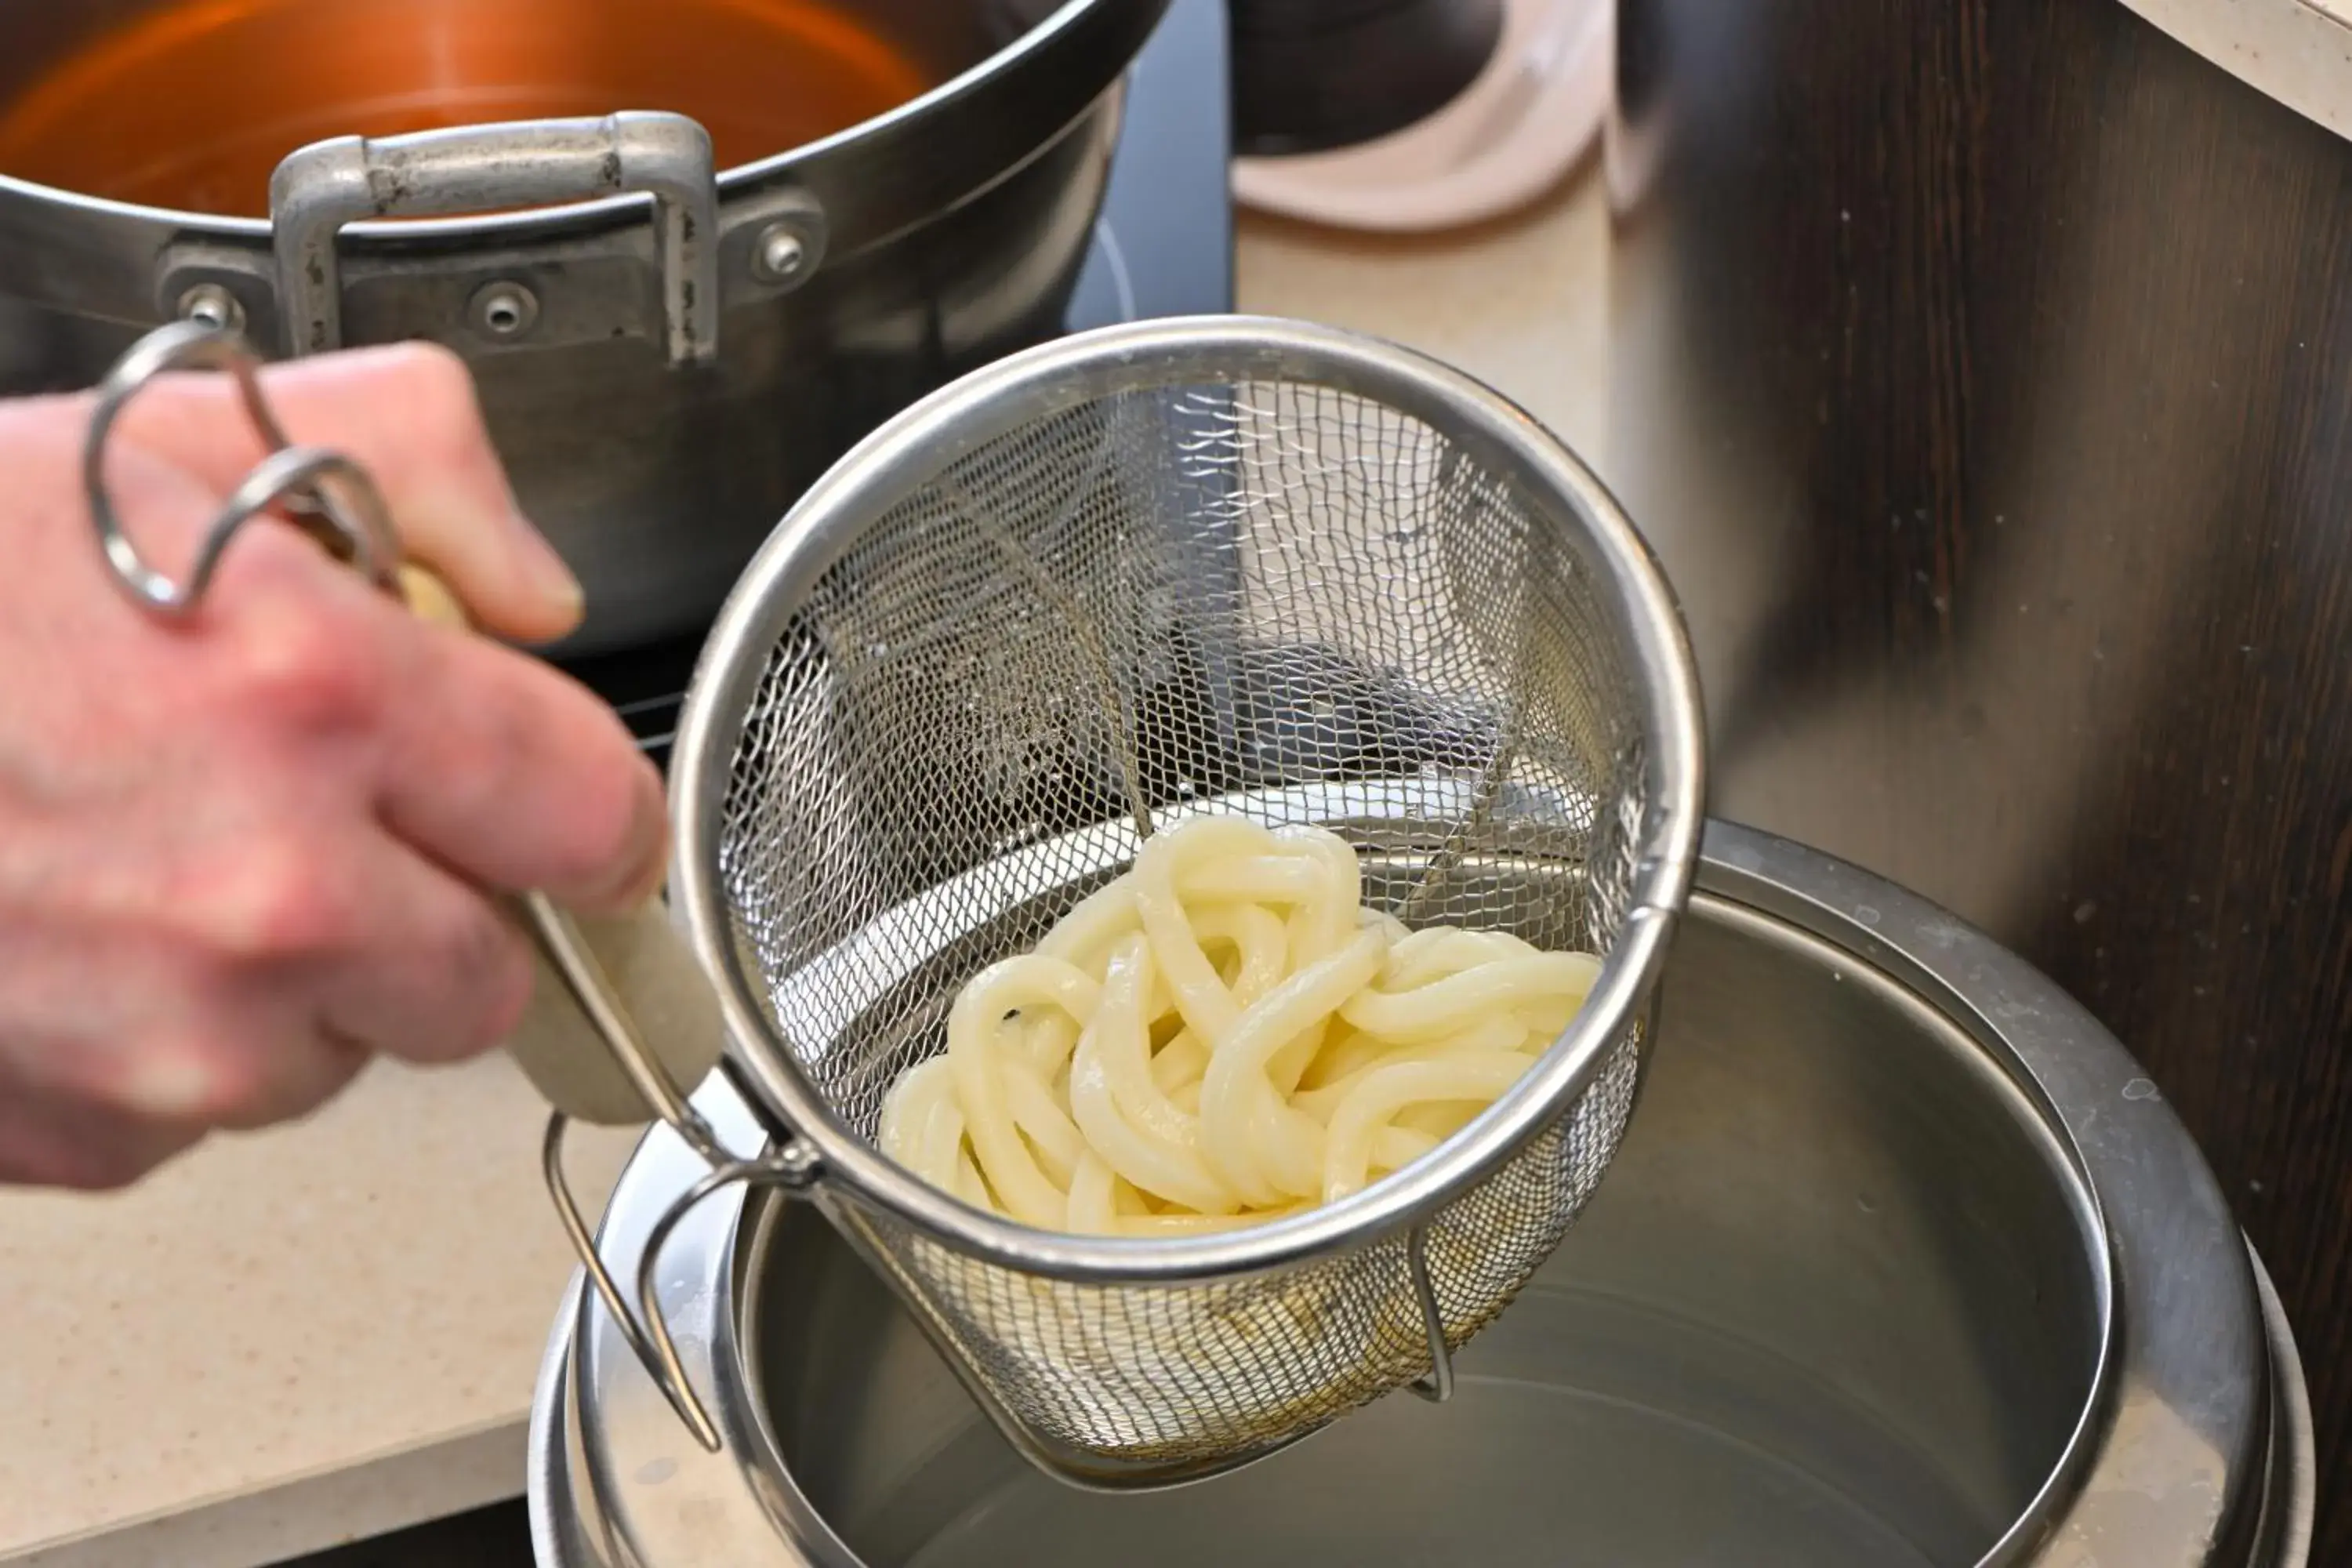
left=530, top=818, right=2302, bottom=1567
left=1696, top=828, right=2259, bottom=1566
left=0, top=0, right=1131, bottom=241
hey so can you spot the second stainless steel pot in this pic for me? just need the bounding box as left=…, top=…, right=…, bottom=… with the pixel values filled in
left=527, top=821, right=2310, bottom=1566
left=0, top=0, right=1170, bottom=652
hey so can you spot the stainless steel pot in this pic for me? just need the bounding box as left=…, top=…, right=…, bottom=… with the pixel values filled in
left=1602, top=1, right=2352, bottom=1551
left=526, top=820, right=2311, bottom=1567
left=0, top=0, right=1170, bottom=652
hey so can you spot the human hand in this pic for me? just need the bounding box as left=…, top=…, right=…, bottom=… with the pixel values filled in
left=0, top=342, right=666, bottom=1189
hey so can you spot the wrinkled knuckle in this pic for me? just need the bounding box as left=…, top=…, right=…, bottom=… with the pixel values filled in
left=189, top=837, right=354, bottom=966
left=163, top=1041, right=291, bottom=1130
left=379, top=341, right=487, bottom=448
left=378, top=336, right=474, bottom=390
left=108, top=1034, right=260, bottom=1127
left=222, top=596, right=387, bottom=738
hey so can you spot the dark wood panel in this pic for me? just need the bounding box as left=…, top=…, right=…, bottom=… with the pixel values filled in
left=1610, top=0, right=2352, bottom=1552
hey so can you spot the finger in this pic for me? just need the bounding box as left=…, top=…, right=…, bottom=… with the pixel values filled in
left=65, top=431, right=652, bottom=953
left=0, top=968, right=367, bottom=1142
left=375, top=619, right=668, bottom=913
left=0, top=1064, right=204, bottom=1190
left=102, top=341, right=584, bottom=645
left=105, top=1012, right=372, bottom=1135
left=205, top=1029, right=372, bottom=1133
left=311, top=830, right=537, bottom=1068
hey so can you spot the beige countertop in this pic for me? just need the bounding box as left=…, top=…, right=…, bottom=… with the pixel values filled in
left=0, top=165, right=1609, bottom=1568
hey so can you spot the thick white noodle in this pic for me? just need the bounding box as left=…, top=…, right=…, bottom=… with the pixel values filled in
left=876, top=816, right=1602, bottom=1234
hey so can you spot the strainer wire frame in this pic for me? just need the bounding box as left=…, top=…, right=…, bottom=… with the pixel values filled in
left=600, top=315, right=1704, bottom=1485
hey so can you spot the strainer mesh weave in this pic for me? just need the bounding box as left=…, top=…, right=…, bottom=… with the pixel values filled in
left=713, top=367, right=1656, bottom=1473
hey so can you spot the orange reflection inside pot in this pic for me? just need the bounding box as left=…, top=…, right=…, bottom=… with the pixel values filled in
left=0, top=0, right=935, bottom=216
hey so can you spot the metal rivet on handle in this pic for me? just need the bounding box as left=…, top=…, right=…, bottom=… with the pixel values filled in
left=176, top=283, right=245, bottom=335
left=470, top=280, right=540, bottom=340
left=753, top=224, right=808, bottom=284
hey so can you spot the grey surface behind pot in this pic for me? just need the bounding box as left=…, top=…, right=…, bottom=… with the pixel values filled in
left=741, top=894, right=2101, bottom=1566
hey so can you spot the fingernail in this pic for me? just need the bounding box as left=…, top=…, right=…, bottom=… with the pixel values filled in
left=399, top=488, right=584, bottom=636
left=579, top=762, right=670, bottom=913
left=516, top=521, right=586, bottom=627
left=619, top=764, right=673, bottom=909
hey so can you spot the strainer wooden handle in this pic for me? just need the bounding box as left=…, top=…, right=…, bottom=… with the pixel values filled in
left=503, top=903, right=727, bottom=1127
left=408, top=554, right=739, bottom=1453
left=394, top=567, right=725, bottom=1128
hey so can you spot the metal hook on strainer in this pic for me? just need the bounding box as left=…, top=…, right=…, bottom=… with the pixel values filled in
left=86, top=318, right=401, bottom=608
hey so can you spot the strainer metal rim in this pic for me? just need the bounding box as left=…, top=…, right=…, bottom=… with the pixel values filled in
left=669, top=314, right=1706, bottom=1283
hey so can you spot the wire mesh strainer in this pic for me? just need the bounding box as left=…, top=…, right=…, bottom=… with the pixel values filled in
left=603, top=316, right=1701, bottom=1489
left=64, top=310, right=1695, bottom=1497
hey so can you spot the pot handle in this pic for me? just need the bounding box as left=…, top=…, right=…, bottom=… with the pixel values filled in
left=268, top=111, right=721, bottom=366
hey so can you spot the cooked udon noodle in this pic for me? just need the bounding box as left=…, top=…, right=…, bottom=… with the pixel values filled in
left=878, top=816, right=1601, bottom=1236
